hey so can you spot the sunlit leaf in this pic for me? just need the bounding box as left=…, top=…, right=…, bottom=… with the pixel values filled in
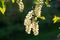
left=34, top=0, right=40, bottom=4
left=45, top=0, right=51, bottom=7
left=11, top=0, right=15, bottom=3
left=0, top=0, right=6, bottom=15
left=38, top=16, right=46, bottom=20
left=53, top=15, right=60, bottom=23
left=0, top=6, right=6, bottom=14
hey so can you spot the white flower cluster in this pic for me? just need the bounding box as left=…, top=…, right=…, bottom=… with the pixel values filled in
left=31, top=20, right=39, bottom=35
left=16, top=0, right=24, bottom=12
left=34, top=4, right=42, bottom=17
left=24, top=10, right=39, bottom=36
left=24, top=0, right=44, bottom=36
left=24, top=10, right=34, bottom=34
left=34, top=0, right=44, bottom=17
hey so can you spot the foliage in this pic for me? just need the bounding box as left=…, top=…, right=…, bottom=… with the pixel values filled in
left=11, top=0, right=15, bottom=3
left=0, top=0, right=6, bottom=14
left=53, top=15, right=60, bottom=23
left=45, top=0, right=51, bottom=7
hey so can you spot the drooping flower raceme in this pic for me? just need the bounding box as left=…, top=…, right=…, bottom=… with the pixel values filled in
left=34, top=0, right=45, bottom=20
left=31, top=20, right=39, bottom=35
left=16, top=0, right=24, bottom=12
left=24, top=10, right=34, bottom=34
left=24, top=0, right=44, bottom=36
left=24, top=10, right=39, bottom=36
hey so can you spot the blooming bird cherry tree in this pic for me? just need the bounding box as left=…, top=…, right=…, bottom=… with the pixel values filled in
left=0, top=0, right=60, bottom=36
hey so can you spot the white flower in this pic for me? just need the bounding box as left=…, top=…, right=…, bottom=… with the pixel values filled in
left=32, top=21, right=39, bottom=36
left=26, top=10, right=34, bottom=19
left=25, top=26, right=32, bottom=34
left=24, top=0, right=44, bottom=36
left=24, top=19, right=31, bottom=27
left=34, top=4, right=43, bottom=17
left=16, top=0, right=24, bottom=12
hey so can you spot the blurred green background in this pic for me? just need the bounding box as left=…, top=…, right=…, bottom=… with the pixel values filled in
left=0, top=0, right=60, bottom=40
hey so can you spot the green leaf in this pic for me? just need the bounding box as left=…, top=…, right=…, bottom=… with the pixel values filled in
left=34, top=0, right=40, bottom=4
